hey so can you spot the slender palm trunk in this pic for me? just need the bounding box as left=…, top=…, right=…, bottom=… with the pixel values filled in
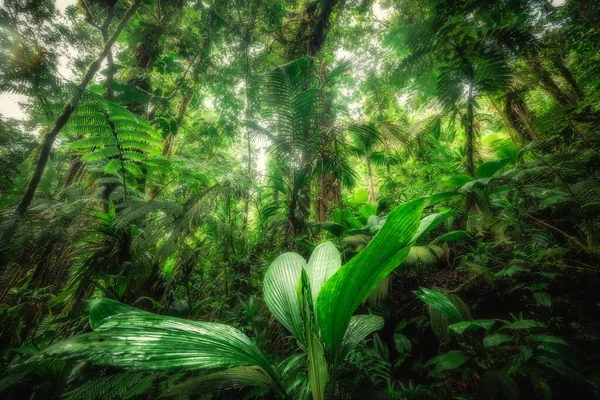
left=465, top=82, right=476, bottom=177
left=367, top=158, right=376, bottom=204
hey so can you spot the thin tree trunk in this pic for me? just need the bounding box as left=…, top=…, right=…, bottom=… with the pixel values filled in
left=505, top=87, right=537, bottom=142
left=488, top=97, right=519, bottom=146
left=367, top=158, right=376, bottom=203
left=527, top=56, right=573, bottom=107
left=317, top=173, right=340, bottom=221
left=465, top=82, right=476, bottom=177
left=242, top=26, right=254, bottom=242
left=60, top=3, right=116, bottom=195
left=553, top=57, right=585, bottom=102
left=15, top=0, right=143, bottom=217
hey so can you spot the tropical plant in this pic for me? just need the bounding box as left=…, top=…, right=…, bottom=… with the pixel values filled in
left=30, top=198, right=429, bottom=398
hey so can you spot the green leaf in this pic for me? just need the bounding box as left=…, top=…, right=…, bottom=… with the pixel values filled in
left=340, top=315, right=385, bottom=358
left=299, top=270, right=328, bottom=400
left=430, top=230, right=471, bottom=245
left=444, top=174, right=472, bottom=187
left=318, top=221, right=345, bottom=237
left=533, top=292, right=552, bottom=308
left=472, top=319, right=497, bottom=331
left=424, top=350, right=469, bottom=371
left=449, top=319, right=496, bottom=334
left=34, top=300, right=280, bottom=383
left=429, top=191, right=461, bottom=205
left=306, top=330, right=328, bottom=400
left=484, top=333, right=514, bottom=347
left=367, top=215, right=380, bottom=227
left=414, top=288, right=463, bottom=322
left=460, top=177, right=492, bottom=192
left=476, top=157, right=512, bottom=179
left=160, top=366, right=278, bottom=398
left=263, top=252, right=306, bottom=344
left=124, top=161, right=143, bottom=177
left=304, top=242, right=341, bottom=312
left=393, top=333, right=412, bottom=354
left=529, top=334, right=567, bottom=346
left=448, top=321, right=473, bottom=335
left=510, top=320, right=547, bottom=330
left=428, top=307, right=451, bottom=344
left=411, top=210, right=454, bottom=243
left=317, top=198, right=425, bottom=359
left=104, top=159, right=122, bottom=174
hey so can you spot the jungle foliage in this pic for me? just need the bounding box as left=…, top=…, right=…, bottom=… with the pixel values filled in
left=1, top=0, right=600, bottom=399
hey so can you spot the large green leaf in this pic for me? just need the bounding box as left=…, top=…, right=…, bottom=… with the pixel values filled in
left=424, top=350, right=469, bottom=371
left=318, top=221, right=345, bottom=238
left=304, top=242, right=341, bottom=311
left=263, top=252, right=306, bottom=344
left=414, top=288, right=463, bottom=322
left=34, top=300, right=281, bottom=389
left=430, top=230, right=471, bottom=245
left=484, top=333, right=514, bottom=347
left=403, top=246, right=444, bottom=268
left=339, top=315, right=385, bottom=359
left=444, top=174, right=472, bottom=187
left=411, top=210, right=454, bottom=243
left=317, top=198, right=425, bottom=359
left=429, top=191, right=461, bottom=205
left=476, top=157, right=512, bottom=179
left=161, top=366, right=277, bottom=398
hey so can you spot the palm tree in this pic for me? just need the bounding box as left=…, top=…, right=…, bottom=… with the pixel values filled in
left=259, top=57, right=350, bottom=247
left=348, top=124, right=381, bottom=203
left=348, top=123, right=403, bottom=204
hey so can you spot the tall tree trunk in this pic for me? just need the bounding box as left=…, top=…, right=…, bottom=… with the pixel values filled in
left=242, top=24, right=255, bottom=243
left=527, top=56, right=573, bottom=107
left=60, top=3, right=117, bottom=195
left=552, top=57, right=585, bottom=102
left=15, top=0, right=143, bottom=217
left=367, top=158, right=377, bottom=204
left=505, top=87, right=537, bottom=142
left=465, top=82, right=476, bottom=177
left=317, top=173, right=340, bottom=221
left=488, top=97, right=519, bottom=146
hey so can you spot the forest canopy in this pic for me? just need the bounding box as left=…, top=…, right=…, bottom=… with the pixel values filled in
left=1, top=0, right=600, bottom=399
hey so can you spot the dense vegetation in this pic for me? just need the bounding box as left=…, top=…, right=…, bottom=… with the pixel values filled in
left=1, top=0, right=600, bottom=399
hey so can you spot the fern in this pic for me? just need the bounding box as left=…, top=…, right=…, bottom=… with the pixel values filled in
left=62, top=372, right=158, bottom=400
left=60, top=95, right=162, bottom=197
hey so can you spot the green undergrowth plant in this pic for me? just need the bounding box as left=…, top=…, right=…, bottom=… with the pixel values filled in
left=415, top=288, right=597, bottom=399
left=25, top=198, right=441, bottom=399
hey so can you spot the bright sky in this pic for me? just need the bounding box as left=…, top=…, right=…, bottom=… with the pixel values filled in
left=0, top=0, right=76, bottom=121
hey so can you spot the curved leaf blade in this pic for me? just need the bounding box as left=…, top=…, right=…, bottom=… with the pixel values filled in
left=34, top=300, right=279, bottom=381
left=263, top=252, right=306, bottom=343
left=476, top=157, right=512, bottom=179
left=340, top=315, right=385, bottom=358
left=305, top=242, right=341, bottom=310
left=414, top=288, right=463, bottom=322
left=317, top=198, right=425, bottom=358
left=160, top=366, right=278, bottom=398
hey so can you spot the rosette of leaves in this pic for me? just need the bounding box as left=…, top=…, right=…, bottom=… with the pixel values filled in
left=32, top=199, right=431, bottom=399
